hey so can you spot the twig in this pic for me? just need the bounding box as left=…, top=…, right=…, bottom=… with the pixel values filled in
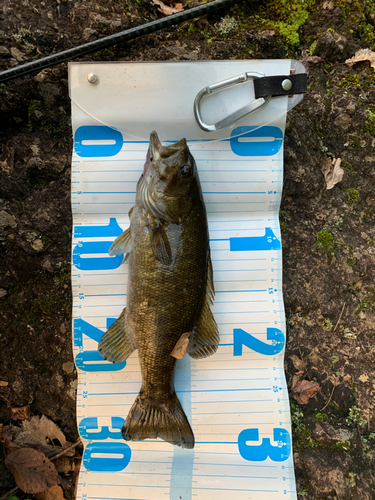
left=0, top=439, right=82, bottom=500
left=321, top=384, right=336, bottom=412
left=333, top=303, right=345, bottom=332
left=50, top=439, right=82, bottom=462
left=0, top=485, right=19, bottom=500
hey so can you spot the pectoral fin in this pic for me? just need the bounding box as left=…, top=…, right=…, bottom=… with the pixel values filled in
left=98, top=308, right=136, bottom=363
left=171, top=332, right=191, bottom=359
left=109, top=227, right=131, bottom=256
left=188, top=251, right=219, bottom=359
left=147, top=222, right=172, bottom=265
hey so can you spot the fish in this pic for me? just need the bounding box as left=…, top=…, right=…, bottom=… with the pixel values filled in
left=98, top=131, right=219, bottom=449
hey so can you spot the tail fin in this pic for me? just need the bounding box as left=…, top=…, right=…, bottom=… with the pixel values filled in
left=122, top=393, right=194, bottom=449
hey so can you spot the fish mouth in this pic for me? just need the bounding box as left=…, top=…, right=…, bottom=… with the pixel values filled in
left=150, top=131, right=162, bottom=161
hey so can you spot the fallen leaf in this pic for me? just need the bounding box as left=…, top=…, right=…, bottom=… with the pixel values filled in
left=300, top=55, right=325, bottom=73
left=359, top=374, right=369, bottom=383
left=289, top=355, right=306, bottom=372
left=291, top=373, right=321, bottom=405
left=5, top=448, right=60, bottom=494
left=151, top=0, right=183, bottom=16
left=329, top=374, right=341, bottom=387
left=322, top=158, right=344, bottom=190
left=2, top=425, right=22, bottom=454
left=170, top=332, right=191, bottom=359
left=11, top=405, right=31, bottom=421
left=54, top=456, right=73, bottom=474
left=345, top=48, right=375, bottom=71
left=14, top=415, right=74, bottom=458
left=36, top=484, right=65, bottom=500
left=0, top=380, right=9, bottom=386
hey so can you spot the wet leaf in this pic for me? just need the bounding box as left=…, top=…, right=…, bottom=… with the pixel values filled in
left=36, top=484, right=66, bottom=500
left=2, top=425, right=22, bottom=454
left=14, top=415, right=73, bottom=458
left=345, top=48, right=375, bottom=71
left=0, top=380, right=9, bottom=386
left=151, top=0, right=183, bottom=16
left=5, top=448, right=60, bottom=494
left=54, top=456, right=73, bottom=474
left=322, top=158, right=344, bottom=190
left=11, top=405, right=31, bottom=421
left=291, top=372, right=321, bottom=405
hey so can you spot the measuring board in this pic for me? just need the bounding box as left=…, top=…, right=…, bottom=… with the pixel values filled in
left=69, top=60, right=304, bottom=500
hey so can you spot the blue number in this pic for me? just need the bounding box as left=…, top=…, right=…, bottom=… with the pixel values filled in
left=73, top=241, right=123, bottom=270
left=230, top=228, right=281, bottom=252
left=233, top=327, right=285, bottom=356
left=74, top=218, right=123, bottom=238
left=83, top=442, right=131, bottom=471
left=74, top=126, right=123, bottom=157
left=75, top=351, right=126, bottom=372
left=238, top=428, right=291, bottom=462
left=230, top=126, right=283, bottom=156
left=79, top=417, right=125, bottom=440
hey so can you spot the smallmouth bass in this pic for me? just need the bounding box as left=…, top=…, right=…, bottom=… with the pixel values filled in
left=98, top=131, right=219, bottom=449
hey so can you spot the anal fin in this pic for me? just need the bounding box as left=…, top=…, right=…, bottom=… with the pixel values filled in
left=98, top=308, right=136, bottom=363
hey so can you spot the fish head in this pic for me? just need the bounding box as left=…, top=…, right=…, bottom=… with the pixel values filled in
left=141, top=131, right=197, bottom=224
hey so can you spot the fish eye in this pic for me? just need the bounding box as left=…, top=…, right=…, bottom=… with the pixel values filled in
left=179, top=165, right=191, bottom=177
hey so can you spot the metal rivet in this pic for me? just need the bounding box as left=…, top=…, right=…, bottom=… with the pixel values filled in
left=282, top=78, right=292, bottom=91
left=87, top=73, right=98, bottom=84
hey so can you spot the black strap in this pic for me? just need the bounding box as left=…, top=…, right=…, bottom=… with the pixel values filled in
left=254, top=74, right=307, bottom=99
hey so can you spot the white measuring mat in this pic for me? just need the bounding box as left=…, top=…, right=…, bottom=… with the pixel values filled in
left=69, top=60, right=305, bottom=500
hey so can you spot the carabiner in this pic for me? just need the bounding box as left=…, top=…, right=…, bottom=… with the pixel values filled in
left=194, top=72, right=272, bottom=132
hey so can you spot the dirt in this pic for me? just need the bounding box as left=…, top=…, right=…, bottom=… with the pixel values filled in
left=1, top=0, right=375, bottom=498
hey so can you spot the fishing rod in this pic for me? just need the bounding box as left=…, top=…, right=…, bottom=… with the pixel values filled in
left=0, top=0, right=240, bottom=83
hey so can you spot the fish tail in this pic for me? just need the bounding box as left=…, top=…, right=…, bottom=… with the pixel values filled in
left=122, top=392, right=194, bottom=449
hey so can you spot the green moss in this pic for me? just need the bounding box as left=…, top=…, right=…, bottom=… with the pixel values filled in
left=355, top=286, right=375, bottom=315
left=347, top=188, right=359, bottom=206
left=363, top=107, right=375, bottom=137
left=258, top=0, right=316, bottom=50
left=368, top=239, right=374, bottom=246
left=315, top=230, right=334, bottom=258
left=339, top=74, right=361, bottom=89
left=309, top=39, right=317, bottom=55
left=341, top=159, right=354, bottom=171
left=315, top=412, right=327, bottom=421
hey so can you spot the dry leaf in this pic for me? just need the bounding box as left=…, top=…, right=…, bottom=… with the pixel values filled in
left=329, top=374, right=341, bottom=387
left=5, top=447, right=60, bottom=494
left=345, top=48, right=375, bottom=71
left=11, top=405, right=31, bottom=421
left=36, top=484, right=65, bottom=500
left=54, top=456, right=73, bottom=474
left=359, top=374, right=369, bottom=383
left=289, top=355, right=306, bottom=372
left=291, top=372, right=321, bottom=405
left=170, top=332, right=191, bottom=359
left=0, top=380, right=9, bottom=386
left=300, top=55, right=325, bottom=73
left=151, top=0, right=183, bottom=16
left=322, top=158, right=344, bottom=190
left=14, top=415, right=74, bottom=458
left=2, top=425, right=22, bottom=454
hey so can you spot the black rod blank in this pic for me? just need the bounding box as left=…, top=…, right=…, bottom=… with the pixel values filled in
left=0, top=0, right=239, bottom=83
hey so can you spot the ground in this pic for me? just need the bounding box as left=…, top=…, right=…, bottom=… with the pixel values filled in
left=1, top=0, right=375, bottom=498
